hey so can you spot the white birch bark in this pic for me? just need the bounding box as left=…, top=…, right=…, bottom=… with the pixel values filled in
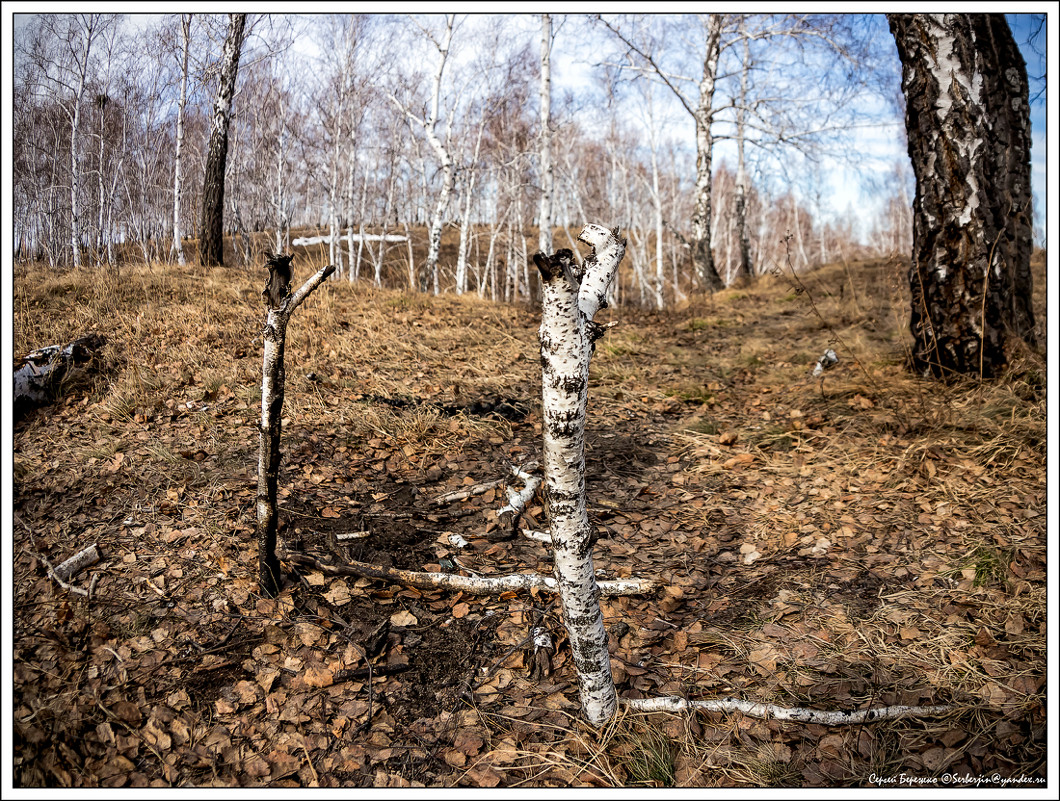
left=14, top=333, right=107, bottom=414
left=284, top=548, right=656, bottom=597
left=624, top=696, right=951, bottom=725
left=535, top=223, right=626, bottom=727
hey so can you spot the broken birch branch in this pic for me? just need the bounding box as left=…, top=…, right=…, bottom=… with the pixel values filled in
left=622, top=696, right=952, bottom=726
left=282, top=548, right=657, bottom=597
left=52, top=544, right=103, bottom=582
left=429, top=478, right=505, bottom=507
left=497, top=464, right=542, bottom=517
left=14, top=332, right=107, bottom=417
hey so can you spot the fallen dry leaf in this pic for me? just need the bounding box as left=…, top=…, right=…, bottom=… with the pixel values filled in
left=390, top=610, right=418, bottom=627
left=304, top=666, right=335, bottom=688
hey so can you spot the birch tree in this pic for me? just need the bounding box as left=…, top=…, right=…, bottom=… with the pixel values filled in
left=198, top=13, right=247, bottom=267
left=888, top=13, right=1036, bottom=377
left=18, top=14, right=115, bottom=268
left=170, top=14, right=193, bottom=265
left=598, top=14, right=726, bottom=291
left=388, top=14, right=460, bottom=294
left=732, top=24, right=753, bottom=283
left=534, top=224, right=626, bottom=726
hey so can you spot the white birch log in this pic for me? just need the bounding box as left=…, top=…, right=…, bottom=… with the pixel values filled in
left=291, top=233, right=407, bottom=247
left=258, top=257, right=336, bottom=597
left=14, top=333, right=107, bottom=415
left=52, top=544, right=103, bottom=582
left=283, top=548, right=656, bottom=596
left=623, top=696, right=952, bottom=726
left=534, top=223, right=626, bottom=727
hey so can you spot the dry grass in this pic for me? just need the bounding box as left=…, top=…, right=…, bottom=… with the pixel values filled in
left=11, top=249, right=1047, bottom=788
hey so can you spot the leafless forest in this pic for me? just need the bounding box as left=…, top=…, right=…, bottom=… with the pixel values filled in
left=12, top=13, right=931, bottom=300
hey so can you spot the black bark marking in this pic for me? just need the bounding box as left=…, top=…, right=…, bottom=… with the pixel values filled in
left=263, top=253, right=294, bottom=308
left=534, top=249, right=576, bottom=283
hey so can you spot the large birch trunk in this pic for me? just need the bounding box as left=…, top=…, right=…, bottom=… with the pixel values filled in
left=889, top=14, right=1036, bottom=377
left=534, top=223, right=625, bottom=727
left=198, top=13, right=246, bottom=267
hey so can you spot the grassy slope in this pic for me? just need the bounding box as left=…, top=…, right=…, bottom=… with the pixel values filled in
left=11, top=252, right=1046, bottom=788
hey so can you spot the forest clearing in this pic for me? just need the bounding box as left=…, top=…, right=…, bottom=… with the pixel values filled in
left=10, top=235, right=1047, bottom=788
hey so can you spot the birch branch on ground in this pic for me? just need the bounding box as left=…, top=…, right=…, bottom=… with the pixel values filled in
left=258, top=256, right=336, bottom=597
left=282, top=548, right=657, bottom=596
left=497, top=463, right=542, bottom=517
left=52, top=544, right=103, bottom=582
left=623, top=696, right=952, bottom=725
left=14, top=333, right=107, bottom=416
left=535, top=223, right=626, bottom=727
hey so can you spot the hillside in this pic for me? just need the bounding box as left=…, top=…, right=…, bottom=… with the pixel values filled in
left=11, top=252, right=1047, bottom=788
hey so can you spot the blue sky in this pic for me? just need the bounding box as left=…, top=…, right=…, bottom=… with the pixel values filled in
left=550, top=11, right=1049, bottom=244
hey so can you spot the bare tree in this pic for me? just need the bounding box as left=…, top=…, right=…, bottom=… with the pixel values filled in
left=17, top=14, right=118, bottom=268
left=889, top=13, right=1036, bottom=377
left=198, top=13, right=247, bottom=267
left=171, top=13, right=192, bottom=265
left=597, top=14, right=726, bottom=291
left=538, top=14, right=555, bottom=255
left=387, top=14, right=460, bottom=294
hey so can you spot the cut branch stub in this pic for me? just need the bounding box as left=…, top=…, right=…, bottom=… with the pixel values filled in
left=263, top=253, right=294, bottom=308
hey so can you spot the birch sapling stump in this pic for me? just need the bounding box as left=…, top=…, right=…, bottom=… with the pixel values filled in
left=534, top=223, right=626, bottom=727
left=258, top=254, right=335, bottom=597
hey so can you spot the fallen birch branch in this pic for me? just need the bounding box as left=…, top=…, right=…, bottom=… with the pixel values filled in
left=52, top=544, right=103, bottom=582
left=431, top=462, right=541, bottom=509
left=498, top=464, right=542, bottom=517
left=15, top=512, right=96, bottom=597
left=429, top=478, right=505, bottom=507
left=622, top=696, right=952, bottom=726
left=14, top=332, right=107, bottom=416
left=282, top=548, right=657, bottom=596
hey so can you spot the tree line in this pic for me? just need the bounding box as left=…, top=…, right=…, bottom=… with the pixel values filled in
left=13, top=14, right=905, bottom=293
left=13, top=12, right=1041, bottom=377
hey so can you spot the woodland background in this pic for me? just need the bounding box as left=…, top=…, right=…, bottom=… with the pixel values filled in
left=9, top=13, right=1047, bottom=295
left=6, top=9, right=1052, bottom=791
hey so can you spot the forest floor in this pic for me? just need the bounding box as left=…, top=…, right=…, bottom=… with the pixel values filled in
left=10, top=250, right=1048, bottom=788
